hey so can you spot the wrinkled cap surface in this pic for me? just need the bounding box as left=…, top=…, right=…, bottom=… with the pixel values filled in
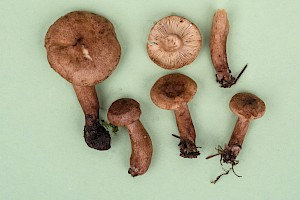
left=147, top=16, right=202, bottom=70
left=107, top=98, right=141, bottom=126
left=150, top=73, right=197, bottom=110
left=45, top=11, right=121, bottom=86
left=229, top=92, right=266, bottom=120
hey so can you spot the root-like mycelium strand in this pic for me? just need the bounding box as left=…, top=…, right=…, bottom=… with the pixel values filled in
left=207, top=145, right=242, bottom=184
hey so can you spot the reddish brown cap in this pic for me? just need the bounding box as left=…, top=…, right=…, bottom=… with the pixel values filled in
left=229, top=92, right=266, bottom=120
left=107, top=98, right=141, bottom=126
left=150, top=73, right=197, bottom=110
left=45, top=11, right=121, bottom=86
left=147, top=16, right=202, bottom=70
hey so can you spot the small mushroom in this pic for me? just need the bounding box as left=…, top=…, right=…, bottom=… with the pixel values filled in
left=147, top=16, right=202, bottom=70
left=45, top=11, right=121, bottom=150
left=207, top=92, right=266, bottom=183
left=210, top=9, right=247, bottom=88
left=150, top=73, right=200, bottom=158
left=107, top=98, right=153, bottom=177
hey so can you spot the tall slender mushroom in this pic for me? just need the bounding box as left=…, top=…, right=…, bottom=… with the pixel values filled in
left=107, top=98, right=153, bottom=177
left=45, top=11, right=121, bottom=150
left=147, top=16, right=202, bottom=70
left=207, top=92, right=266, bottom=183
left=150, top=73, right=200, bottom=158
left=210, top=9, right=247, bottom=88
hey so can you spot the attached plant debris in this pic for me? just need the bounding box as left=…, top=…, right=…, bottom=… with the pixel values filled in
left=101, top=120, right=119, bottom=134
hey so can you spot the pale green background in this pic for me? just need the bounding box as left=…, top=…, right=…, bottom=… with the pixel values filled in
left=1, top=0, right=299, bottom=199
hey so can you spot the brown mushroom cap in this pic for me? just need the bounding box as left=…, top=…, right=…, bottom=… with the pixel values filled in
left=107, top=98, right=141, bottom=126
left=147, top=16, right=202, bottom=70
left=45, top=11, right=121, bottom=86
left=150, top=73, right=197, bottom=110
left=229, top=92, right=266, bottom=120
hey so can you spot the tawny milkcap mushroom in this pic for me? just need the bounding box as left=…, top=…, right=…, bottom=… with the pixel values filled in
left=147, top=16, right=202, bottom=70
left=210, top=9, right=247, bottom=88
left=45, top=11, right=121, bottom=150
left=107, top=98, right=153, bottom=177
left=207, top=92, right=266, bottom=183
left=150, top=73, right=200, bottom=158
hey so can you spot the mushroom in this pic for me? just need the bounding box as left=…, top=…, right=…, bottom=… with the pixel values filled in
left=150, top=73, right=200, bottom=158
left=107, top=98, right=153, bottom=177
left=45, top=11, right=121, bottom=150
left=210, top=9, right=247, bottom=88
left=147, top=16, right=202, bottom=70
left=206, top=92, right=266, bottom=183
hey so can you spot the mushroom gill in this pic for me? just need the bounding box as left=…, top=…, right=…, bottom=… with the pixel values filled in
left=147, top=16, right=202, bottom=70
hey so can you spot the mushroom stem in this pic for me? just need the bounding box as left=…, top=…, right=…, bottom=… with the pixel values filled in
left=228, top=117, right=250, bottom=148
left=73, top=85, right=111, bottom=150
left=223, top=117, right=250, bottom=161
left=126, top=120, right=153, bottom=177
left=174, top=103, right=200, bottom=158
left=210, top=10, right=231, bottom=87
left=73, top=85, right=99, bottom=124
left=210, top=9, right=247, bottom=88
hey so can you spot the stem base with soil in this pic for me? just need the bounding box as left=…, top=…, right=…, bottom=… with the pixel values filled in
left=84, top=119, right=111, bottom=150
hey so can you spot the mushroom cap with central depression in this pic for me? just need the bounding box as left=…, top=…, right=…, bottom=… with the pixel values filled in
left=45, top=11, right=121, bottom=86
left=147, top=16, right=202, bottom=70
left=150, top=73, right=197, bottom=110
left=107, top=98, right=141, bottom=127
left=229, top=92, right=266, bottom=120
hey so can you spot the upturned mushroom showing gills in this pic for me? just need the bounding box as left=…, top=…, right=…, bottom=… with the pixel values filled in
left=107, top=98, right=153, bottom=177
left=206, top=92, right=266, bottom=183
left=150, top=73, right=200, bottom=158
left=210, top=9, right=247, bottom=88
left=147, top=16, right=202, bottom=70
left=45, top=11, right=121, bottom=150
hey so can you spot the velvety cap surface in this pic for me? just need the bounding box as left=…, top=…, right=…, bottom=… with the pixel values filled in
left=150, top=73, right=197, bottom=110
left=45, top=11, right=121, bottom=86
left=229, top=92, right=266, bottom=119
left=107, top=98, right=141, bottom=126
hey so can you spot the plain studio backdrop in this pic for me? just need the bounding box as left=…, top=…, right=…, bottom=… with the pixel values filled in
left=0, top=0, right=299, bottom=199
